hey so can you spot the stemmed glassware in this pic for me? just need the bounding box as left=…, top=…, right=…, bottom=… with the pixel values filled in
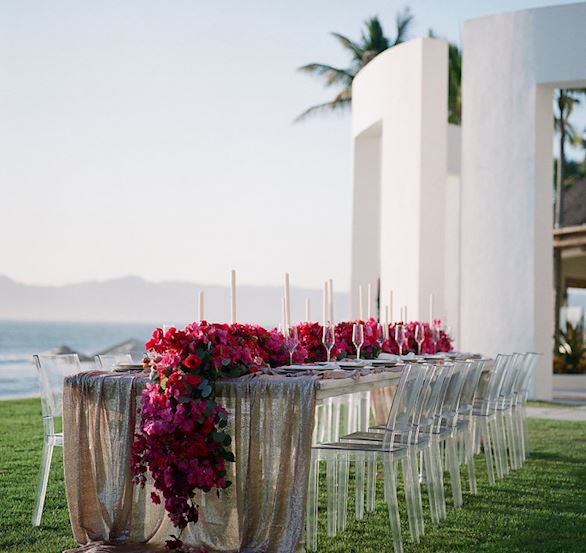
left=352, top=323, right=364, bottom=361
left=414, top=324, right=425, bottom=355
left=322, top=322, right=335, bottom=363
left=376, top=322, right=385, bottom=352
left=395, top=324, right=406, bottom=356
left=431, top=322, right=441, bottom=353
left=284, top=326, right=299, bottom=366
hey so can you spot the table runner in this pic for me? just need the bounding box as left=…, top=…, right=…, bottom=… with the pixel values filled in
left=63, top=371, right=319, bottom=553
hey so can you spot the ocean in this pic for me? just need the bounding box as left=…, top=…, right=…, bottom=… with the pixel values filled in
left=0, top=320, right=157, bottom=399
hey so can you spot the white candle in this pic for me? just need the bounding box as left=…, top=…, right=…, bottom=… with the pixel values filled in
left=367, top=283, right=372, bottom=319
left=429, top=293, right=434, bottom=325
left=323, top=281, right=328, bottom=325
left=230, top=270, right=236, bottom=324
left=284, top=273, right=291, bottom=330
left=281, top=296, right=286, bottom=331
left=385, top=306, right=390, bottom=339
left=328, top=278, right=334, bottom=323
left=389, top=290, right=393, bottom=323
left=305, top=297, right=311, bottom=322
left=358, top=285, right=364, bottom=320
left=198, top=291, right=205, bottom=321
left=404, top=305, right=408, bottom=323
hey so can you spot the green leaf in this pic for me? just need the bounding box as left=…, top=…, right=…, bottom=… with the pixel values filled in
left=212, top=431, right=227, bottom=443
left=178, top=396, right=191, bottom=404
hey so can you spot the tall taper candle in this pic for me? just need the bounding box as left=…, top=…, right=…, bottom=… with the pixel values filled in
left=367, top=283, right=372, bottom=319
left=230, top=270, right=236, bottom=324
left=281, top=297, right=286, bottom=332
left=389, top=290, right=393, bottom=323
left=328, top=278, right=334, bottom=323
left=284, top=273, right=291, bottom=330
left=429, top=293, right=434, bottom=325
left=323, top=281, right=328, bottom=325
left=358, top=285, right=364, bottom=320
left=305, top=297, right=311, bottom=322
left=404, top=305, right=408, bottom=323
left=198, top=291, right=205, bottom=321
left=385, top=306, right=390, bottom=337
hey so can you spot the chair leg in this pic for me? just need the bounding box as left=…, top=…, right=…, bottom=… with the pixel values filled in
left=430, top=439, right=446, bottom=520
left=366, top=457, right=377, bottom=512
left=445, top=436, right=463, bottom=509
left=383, top=457, right=404, bottom=553
left=337, top=452, right=349, bottom=532
left=465, top=425, right=477, bottom=495
left=32, top=438, right=54, bottom=527
left=423, top=446, right=440, bottom=524
left=305, top=457, right=319, bottom=552
left=355, top=454, right=365, bottom=520
left=408, top=450, right=425, bottom=540
left=478, top=418, right=496, bottom=486
left=326, top=457, right=338, bottom=537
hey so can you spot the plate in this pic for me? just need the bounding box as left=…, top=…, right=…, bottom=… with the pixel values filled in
left=113, top=363, right=144, bottom=372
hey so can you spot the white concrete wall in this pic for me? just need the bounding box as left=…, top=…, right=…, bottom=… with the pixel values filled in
left=461, top=3, right=586, bottom=399
left=351, top=38, right=448, bottom=322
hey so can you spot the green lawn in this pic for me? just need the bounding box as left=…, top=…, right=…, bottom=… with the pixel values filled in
left=526, top=400, right=580, bottom=410
left=1, top=399, right=586, bottom=552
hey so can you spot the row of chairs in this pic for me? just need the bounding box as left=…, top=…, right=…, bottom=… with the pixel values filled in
left=305, top=353, right=539, bottom=553
left=32, top=353, right=137, bottom=526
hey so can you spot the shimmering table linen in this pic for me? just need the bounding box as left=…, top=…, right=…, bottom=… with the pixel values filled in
left=62, top=371, right=319, bottom=553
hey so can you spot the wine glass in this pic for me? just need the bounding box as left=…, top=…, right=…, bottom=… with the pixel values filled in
left=376, top=322, right=384, bottom=351
left=394, top=324, right=406, bottom=356
left=284, top=326, right=299, bottom=366
left=431, top=322, right=441, bottom=353
left=414, top=324, right=425, bottom=355
left=322, top=322, right=335, bottom=362
left=352, top=323, right=364, bottom=360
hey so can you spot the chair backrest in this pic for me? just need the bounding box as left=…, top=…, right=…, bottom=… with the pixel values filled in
left=517, top=352, right=541, bottom=399
left=33, top=354, right=82, bottom=419
left=95, top=353, right=133, bottom=370
left=435, top=361, right=467, bottom=430
left=497, top=353, right=524, bottom=409
left=475, top=354, right=512, bottom=413
left=416, top=362, right=454, bottom=440
left=382, top=363, right=428, bottom=449
left=458, top=359, right=485, bottom=413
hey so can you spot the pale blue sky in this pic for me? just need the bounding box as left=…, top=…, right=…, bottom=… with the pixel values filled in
left=0, top=0, right=582, bottom=290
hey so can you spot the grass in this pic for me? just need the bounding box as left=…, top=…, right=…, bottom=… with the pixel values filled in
left=1, top=399, right=585, bottom=553
left=526, top=400, right=581, bottom=410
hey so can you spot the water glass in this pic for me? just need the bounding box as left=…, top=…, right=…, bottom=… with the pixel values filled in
left=352, top=323, right=364, bottom=360
left=414, top=324, right=425, bottom=355
left=284, top=326, right=299, bottom=366
left=394, top=324, right=406, bottom=356
left=431, top=322, right=441, bottom=353
left=322, top=322, right=335, bottom=362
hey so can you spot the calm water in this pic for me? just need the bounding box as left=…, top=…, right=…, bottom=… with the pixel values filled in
left=0, top=320, right=156, bottom=399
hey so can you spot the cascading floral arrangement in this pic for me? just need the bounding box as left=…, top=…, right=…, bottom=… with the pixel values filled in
left=132, top=319, right=451, bottom=550
left=335, top=318, right=383, bottom=359
left=382, top=321, right=452, bottom=355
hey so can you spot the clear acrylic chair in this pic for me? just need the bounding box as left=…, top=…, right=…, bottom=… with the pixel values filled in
left=513, top=352, right=540, bottom=464
left=455, top=359, right=486, bottom=494
left=472, top=354, right=513, bottom=485
left=32, top=353, right=82, bottom=526
left=306, top=363, right=429, bottom=553
left=94, top=353, right=134, bottom=370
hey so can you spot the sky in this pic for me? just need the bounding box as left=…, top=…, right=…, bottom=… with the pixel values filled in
left=1, top=0, right=584, bottom=291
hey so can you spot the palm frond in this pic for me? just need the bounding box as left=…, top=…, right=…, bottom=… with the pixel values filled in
left=330, top=32, right=364, bottom=61
left=297, top=63, right=354, bottom=87
left=393, top=7, right=414, bottom=45
left=361, top=17, right=389, bottom=53
left=294, top=94, right=351, bottom=123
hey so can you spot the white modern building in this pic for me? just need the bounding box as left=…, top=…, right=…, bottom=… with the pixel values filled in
left=350, top=3, right=586, bottom=399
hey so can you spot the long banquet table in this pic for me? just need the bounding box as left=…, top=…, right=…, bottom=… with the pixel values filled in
left=62, top=367, right=403, bottom=553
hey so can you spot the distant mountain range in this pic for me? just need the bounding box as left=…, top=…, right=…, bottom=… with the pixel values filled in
left=0, top=275, right=349, bottom=326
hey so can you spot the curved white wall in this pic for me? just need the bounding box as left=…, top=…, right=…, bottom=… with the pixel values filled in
left=461, top=3, right=586, bottom=399
left=351, top=38, right=448, bottom=322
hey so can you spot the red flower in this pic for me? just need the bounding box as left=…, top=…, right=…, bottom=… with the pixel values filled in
left=184, top=354, right=202, bottom=370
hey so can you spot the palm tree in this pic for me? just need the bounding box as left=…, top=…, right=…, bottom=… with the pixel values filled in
left=553, top=88, right=586, bottom=346
left=447, top=42, right=461, bottom=125
left=295, top=8, right=413, bottom=121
